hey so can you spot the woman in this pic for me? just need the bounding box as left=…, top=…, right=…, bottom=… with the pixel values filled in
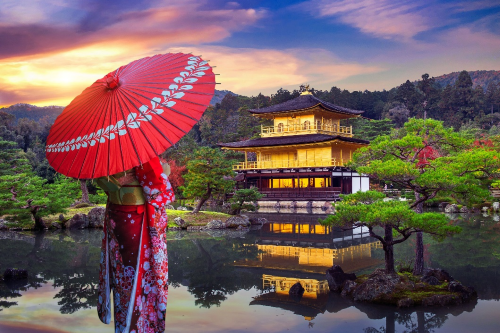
left=95, top=157, right=174, bottom=333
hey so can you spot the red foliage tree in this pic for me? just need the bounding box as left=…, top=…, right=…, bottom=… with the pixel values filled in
left=167, top=160, right=186, bottom=194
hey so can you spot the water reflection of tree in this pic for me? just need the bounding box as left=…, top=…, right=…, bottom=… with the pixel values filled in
left=428, top=215, right=500, bottom=299
left=0, top=230, right=101, bottom=313
left=168, top=236, right=260, bottom=308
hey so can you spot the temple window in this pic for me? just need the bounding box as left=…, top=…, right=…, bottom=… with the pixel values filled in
left=303, top=120, right=311, bottom=130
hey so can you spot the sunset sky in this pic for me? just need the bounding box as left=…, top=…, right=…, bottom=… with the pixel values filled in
left=1, top=0, right=499, bottom=107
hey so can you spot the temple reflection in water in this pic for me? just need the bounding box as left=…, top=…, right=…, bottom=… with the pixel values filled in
left=237, top=213, right=383, bottom=274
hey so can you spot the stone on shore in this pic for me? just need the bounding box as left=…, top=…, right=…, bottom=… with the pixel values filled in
left=351, top=269, right=401, bottom=302
left=174, top=217, right=187, bottom=228
left=225, top=216, right=251, bottom=228
left=66, top=213, right=89, bottom=229
left=206, top=220, right=225, bottom=229
left=88, top=207, right=106, bottom=228
left=444, top=204, right=459, bottom=213
left=326, top=265, right=357, bottom=292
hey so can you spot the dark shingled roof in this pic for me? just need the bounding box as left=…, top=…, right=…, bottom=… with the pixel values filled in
left=249, top=94, right=364, bottom=115
left=218, top=134, right=369, bottom=148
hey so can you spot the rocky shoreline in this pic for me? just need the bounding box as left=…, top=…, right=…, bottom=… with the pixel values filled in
left=322, top=265, right=477, bottom=308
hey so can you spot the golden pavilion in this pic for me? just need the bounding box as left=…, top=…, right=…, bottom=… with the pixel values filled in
left=219, top=89, right=370, bottom=201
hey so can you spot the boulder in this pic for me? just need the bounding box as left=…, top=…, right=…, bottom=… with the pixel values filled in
left=421, top=276, right=440, bottom=285
left=421, top=294, right=461, bottom=306
left=0, top=219, right=8, bottom=231
left=397, top=298, right=415, bottom=308
left=482, top=206, right=489, bottom=212
left=459, top=206, right=469, bottom=213
left=3, top=268, right=28, bottom=280
left=249, top=217, right=269, bottom=225
left=176, top=206, right=188, bottom=211
left=51, top=222, right=62, bottom=229
left=174, top=217, right=187, bottom=228
left=493, top=202, right=499, bottom=212
left=206, top=220, right=225, bottom=229
left=326, top=265, right=357, bottom=292
left=66, top=213, right=89, bottom=229
left=88, top=207, right=106, bottom=228
left=444, top=204, right=459, bottom=213
left=225, top=216, right=251, bottom=228
left=351, top=269, right=401, bottom=302
left=341, top=280, right=357, bottom=297
left=165, top=205, right=175, bottom=210
left=421, top=268, right=454, bottom=282
left=289, top=282, right=305, bottom=296
left=448, top=281, right=477, bottom=301
left=58, top=214, right=65, bottom=222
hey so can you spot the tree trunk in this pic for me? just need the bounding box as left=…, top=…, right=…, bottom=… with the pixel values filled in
left=33, top=214, right=46, bottom=230
left=383, top=225, right=396, bottom=274
left=80, top=180, right=90, bottom=204
left=414, top=192, right=424, bottom=275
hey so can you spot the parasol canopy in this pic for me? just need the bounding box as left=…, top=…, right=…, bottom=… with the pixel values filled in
left=46, top=53, right=216, bottom=179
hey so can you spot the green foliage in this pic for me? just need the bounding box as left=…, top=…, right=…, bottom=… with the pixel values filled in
left=0, top=139, right=31, bottom=176
left=351, top=118, right=500, bottom=208
left=182, top=147, right=235, bottom=212
left=0, top=172, right=80, bottom=228
left=229, top=188, right=263, bottom=215
left=343, top=117, right=394, bottom=141
left=89, top=188, right=108, bottom=204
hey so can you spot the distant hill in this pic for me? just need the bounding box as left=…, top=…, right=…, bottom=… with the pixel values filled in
left=210, top=90, right=237, bottom=105
left=1, top=103, right=64, bottom=123
left=433, top=70, right=500, bottom=90
left=1, top=90, right=237, bottom=123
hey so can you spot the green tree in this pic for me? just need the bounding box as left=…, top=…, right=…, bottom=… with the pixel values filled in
left=322, top=191, right=459, bottom=274
left=182, top=147, right=235, bottom=213
left=229, top=188, right=263, bottom=215
left=351, top=118, right=500, bottom=274
left=0, top=139, right=31, bottom=176
left=0, top=174, right=80, bottom=229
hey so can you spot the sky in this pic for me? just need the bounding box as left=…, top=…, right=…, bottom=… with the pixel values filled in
left=0, top=0, right=499, bottom=107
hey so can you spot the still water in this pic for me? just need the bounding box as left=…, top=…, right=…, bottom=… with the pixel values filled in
left=0, top=212, right=499, bottom=333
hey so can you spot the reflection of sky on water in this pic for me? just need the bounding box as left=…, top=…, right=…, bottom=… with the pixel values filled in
left=1, top=211, right=500, bottom=333
left=4, top=285, right=500, bottom=333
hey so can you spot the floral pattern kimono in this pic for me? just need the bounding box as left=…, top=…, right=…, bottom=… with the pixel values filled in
left=97, top=157, right=174, bottom=333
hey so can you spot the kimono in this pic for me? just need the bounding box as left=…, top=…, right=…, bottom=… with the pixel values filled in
left=96, top=157, right=174, bottom=333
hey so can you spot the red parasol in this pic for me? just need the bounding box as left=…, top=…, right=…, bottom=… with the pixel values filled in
left=46, top=53, right=216, bottom=179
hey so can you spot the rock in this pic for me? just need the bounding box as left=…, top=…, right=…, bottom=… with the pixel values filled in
left=444, top=204, right=459, bottom=213
left=225, top=216, right=251, bottom=228
left=58, top=214, right=65, bottom=222
left=51, top=222, right=62, bottom=229
left=176, top=206, right=188, bottom=211
left=493, top=202, right=499, bottom=212
left=397, top=298, right=415, bottom=308
left=459, top=206, right=469, bottom=213
left=482, top=206, right=489, bottom=212
left=341, top=280, right=357, bottom=297
left=448, top=281, right=477, bottom=301
left=88, top=207, right=106, bottom=228
left=206, top=220, right=225, bottom=229
left=289, top=282, right=305, bottom=296
left=66, top=213, right=89, bottom=229
left=439, top=202, right=450, bottom=209
left=3, top=268, right=28, bottom=280
left=352, top=269, right=401, bottom=302
left=421, top=276, right=440, bottom=285
left=249, top=217, right=269, bottom=225
left=326, top=265, right=357, bottom=292
left=422, top=268, right=454, bottom=282
left=174, top=217, right=187, bottom=228
left=0, top=219, right=8, bottom=231
left=421, top=294, right=461, bottom=306
left=165, top=205, right=175, bottom=210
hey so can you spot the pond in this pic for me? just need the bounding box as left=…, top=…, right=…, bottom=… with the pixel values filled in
left=1, top=212, right=499, bottom=333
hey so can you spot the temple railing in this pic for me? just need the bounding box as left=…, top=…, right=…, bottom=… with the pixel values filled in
left=233, top=158, right=345, bottom=170
left=261, top=123, right=353, bottom=138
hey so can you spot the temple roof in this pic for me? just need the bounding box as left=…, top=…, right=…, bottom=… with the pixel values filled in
left=218, top=134, right=369, bottom=149
left=248, top=94, right=364, bottom=116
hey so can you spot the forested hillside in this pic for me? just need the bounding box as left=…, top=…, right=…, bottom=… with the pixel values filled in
left=432, top=70, right=500, bottom=90
left=2, top=70, right=500, bottom=176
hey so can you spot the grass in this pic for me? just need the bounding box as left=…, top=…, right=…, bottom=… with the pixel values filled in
left=166, top=209, right=231, bottom=228
left=2, top=206, right=228, bottom=230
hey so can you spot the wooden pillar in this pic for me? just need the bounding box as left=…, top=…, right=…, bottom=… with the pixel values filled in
left=340, top=149, right=343, bottom=166
left=244, top=151, right=247, bottom=167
